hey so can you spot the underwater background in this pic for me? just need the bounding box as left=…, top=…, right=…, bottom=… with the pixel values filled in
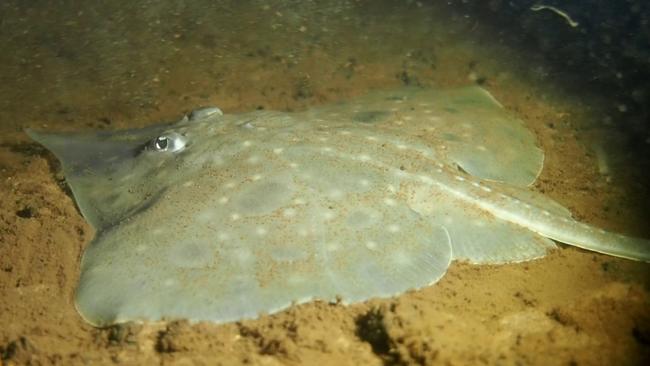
left=0, top=0, right=649, bottom=364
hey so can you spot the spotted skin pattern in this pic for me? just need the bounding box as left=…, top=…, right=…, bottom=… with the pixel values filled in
left=28, top=86, right=650, bottom=326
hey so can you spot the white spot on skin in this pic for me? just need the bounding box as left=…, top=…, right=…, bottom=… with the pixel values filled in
left=326, top=242, right=340, bottom=252
left=387, top=224, right=400, bottom=233
left=366, top=136, right=378, bottom=141
left=283, top=208, right=297, bottom=217
left=255, top=226, right=268, bottom=236
left=384, top=198, right=397, bottom=206
left=182, top=181, right=195, bottom=188
left=293, top=198, right=306, bottom=205
left=273, top=148, right=284, bottom=154
left=210, top=156, right=224, bottom=166
left=231, top=213, right=241, bottom=221
left=477, top=145, right=487, bottom=151
left=321, top=147, right=333, bottom=153
left=396, top=144, right=407, bottom=150
left=481, top=186, right=492, bottom=192
left=358, top=154, right=371, bottom=162
left=422, top=150, right=435, bottom=159
left=328, top=189, right=344, bottom=199
left=217, top=232, right=230, bottom=241
left=392, top=251, right=413, bottom=265
left=252, top=174, right=263, bottom=181
left=394, top=169, right=407, bottom=178
left=419, top=175, right=434, bottom=184
left=366, top=241, right=378, bottom=250
left=218, top=196, right=229, bottom=204
left=359, top=179, right=370, bottom=187
left=235, top=249, right=253, bottom=263
left=289, top=162, right=299, bottom=169
left=543, top=211, right=550, bottom=216
left=225, top=181, right=236, bottom=189
left=246, top=155, right=260, bottom=164
left=323, top=211, right=335, bottom=220
left=454, top=176, right=465, bottom=182
left=120, top=173, right=135, bottom=183
left=243, top=140, right=253, bottom=147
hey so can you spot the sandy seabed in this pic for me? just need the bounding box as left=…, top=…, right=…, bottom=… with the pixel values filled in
left=0, top=1, right=648, bottom=365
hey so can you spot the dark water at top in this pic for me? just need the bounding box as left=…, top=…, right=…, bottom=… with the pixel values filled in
left=1, top=1, right=648, bottom=122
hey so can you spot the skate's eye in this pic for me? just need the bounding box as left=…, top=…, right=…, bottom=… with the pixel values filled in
left=147, top=132, right=187, bottom=153
left=153, top=136, right=169, bottom=151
